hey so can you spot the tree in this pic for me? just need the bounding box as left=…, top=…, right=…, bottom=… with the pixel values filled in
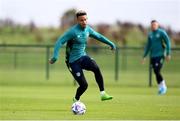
left=60, top=8, right=76, bottom=30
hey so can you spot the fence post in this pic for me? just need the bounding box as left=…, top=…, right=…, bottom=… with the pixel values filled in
left=115, top=47, right=119, bottom=81
left=14, top=51, right=17, bottom=69
left=46, top=46, right=50, bottom=80
left=122, top=46, right=127, bottom=70
left=149, top=58, right=152, bottom=87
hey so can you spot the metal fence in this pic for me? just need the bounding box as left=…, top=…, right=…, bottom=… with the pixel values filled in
left=0, top=44, right=180, bottom=87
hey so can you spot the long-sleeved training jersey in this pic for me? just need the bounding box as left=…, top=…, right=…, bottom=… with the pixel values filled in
left=143, top=28, right=171, bottom=58
left=52, top=24, right=116, bottom=63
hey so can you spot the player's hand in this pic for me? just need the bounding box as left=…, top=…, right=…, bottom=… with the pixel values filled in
left=165, top=55, right=171, bottom=62
left=110, top=44, right=116, bottom=51
left=49, top=57, right=57, bottom=64
left=141, top=58, right=146, bottom=64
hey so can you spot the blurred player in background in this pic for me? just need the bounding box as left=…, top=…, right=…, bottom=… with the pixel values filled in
left=49, top=10, right=116, bottom=101
left=142, top=20, right=171, bottom=95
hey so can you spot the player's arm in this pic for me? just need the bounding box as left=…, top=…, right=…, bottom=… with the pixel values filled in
left=89, top=27, right=116, bottom=50
left=142, top=36, right=151, bottom=64
left=49, top=30, right=73, bottom=64
left=162, top=30, right=171, bottom=62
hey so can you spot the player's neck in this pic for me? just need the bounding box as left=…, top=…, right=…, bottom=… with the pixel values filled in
left=152, top=28, right=159, bottom=32
left=77, top=24, right=86, bottom=30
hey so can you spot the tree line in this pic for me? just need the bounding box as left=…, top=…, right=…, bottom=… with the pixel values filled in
left=0, top=8, right=180, bottom=46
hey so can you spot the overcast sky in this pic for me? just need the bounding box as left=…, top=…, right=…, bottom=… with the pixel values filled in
left=0, top=0, right=180, bottom=31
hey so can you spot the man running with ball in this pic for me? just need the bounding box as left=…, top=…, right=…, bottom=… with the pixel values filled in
left=49, top=10, right=116, bottom=101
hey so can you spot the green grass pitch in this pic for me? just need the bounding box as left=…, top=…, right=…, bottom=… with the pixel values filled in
left=0, top=47, right=180, bottom=119
left=0, top=69, right=180, bottom=120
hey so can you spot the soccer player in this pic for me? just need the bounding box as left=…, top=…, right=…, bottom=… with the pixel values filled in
left=49, top=10, right=116, bottom=101
left=142, top=20, right=171, bottom=95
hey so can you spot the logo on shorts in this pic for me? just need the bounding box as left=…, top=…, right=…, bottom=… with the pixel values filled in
left=76, top=72, right=81, bottom=77
left=155, top=63, right=159, bottom=66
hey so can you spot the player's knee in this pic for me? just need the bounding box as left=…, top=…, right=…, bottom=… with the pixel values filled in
left=84, top=82, right=88, bottom=89
left=92, top=64, right=100, bottom=72
left=153, top=68, right=159, bottom=74
left=90, top=60, right=99, bottom=71
left=154, top=70, right=161, bottom=76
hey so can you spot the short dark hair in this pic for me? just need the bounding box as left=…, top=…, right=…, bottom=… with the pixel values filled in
left=151, top=20, right=158, bottom=23
left=76, top=10, right=87, bottom=18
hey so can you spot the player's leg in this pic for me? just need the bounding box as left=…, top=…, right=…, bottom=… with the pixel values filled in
left=69, top=62, right=88, bottom=101
left=81, top=56, right=113, bottom=101
left=83, top=57, right=104, bottom=91
left=151, top=56, right=167, bottom=94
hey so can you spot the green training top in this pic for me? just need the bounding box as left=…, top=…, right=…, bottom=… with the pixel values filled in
left=143, top=28, right=171, bottom=58
left=52, top=24, right=116, bottom=63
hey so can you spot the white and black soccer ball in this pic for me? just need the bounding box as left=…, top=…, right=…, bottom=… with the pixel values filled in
left=71, top=101, right=86, bottom=115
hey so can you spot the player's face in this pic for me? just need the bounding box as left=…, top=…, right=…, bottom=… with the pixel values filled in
left=151, top=22, right=159, bottom=31
left=77, top=15, right=87, bottom=28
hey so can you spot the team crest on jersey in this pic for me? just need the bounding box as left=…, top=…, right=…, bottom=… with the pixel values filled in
left=156, top=34, right=160, bottom=38
left=77, top=35, right=81, bottom=38
left=150, top=35, right=153, bottom=39
left=86, top=33, right=89, bottom=37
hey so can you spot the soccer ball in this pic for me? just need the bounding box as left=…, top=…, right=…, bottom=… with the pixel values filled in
left=71, top=101, right=86, bottom=115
